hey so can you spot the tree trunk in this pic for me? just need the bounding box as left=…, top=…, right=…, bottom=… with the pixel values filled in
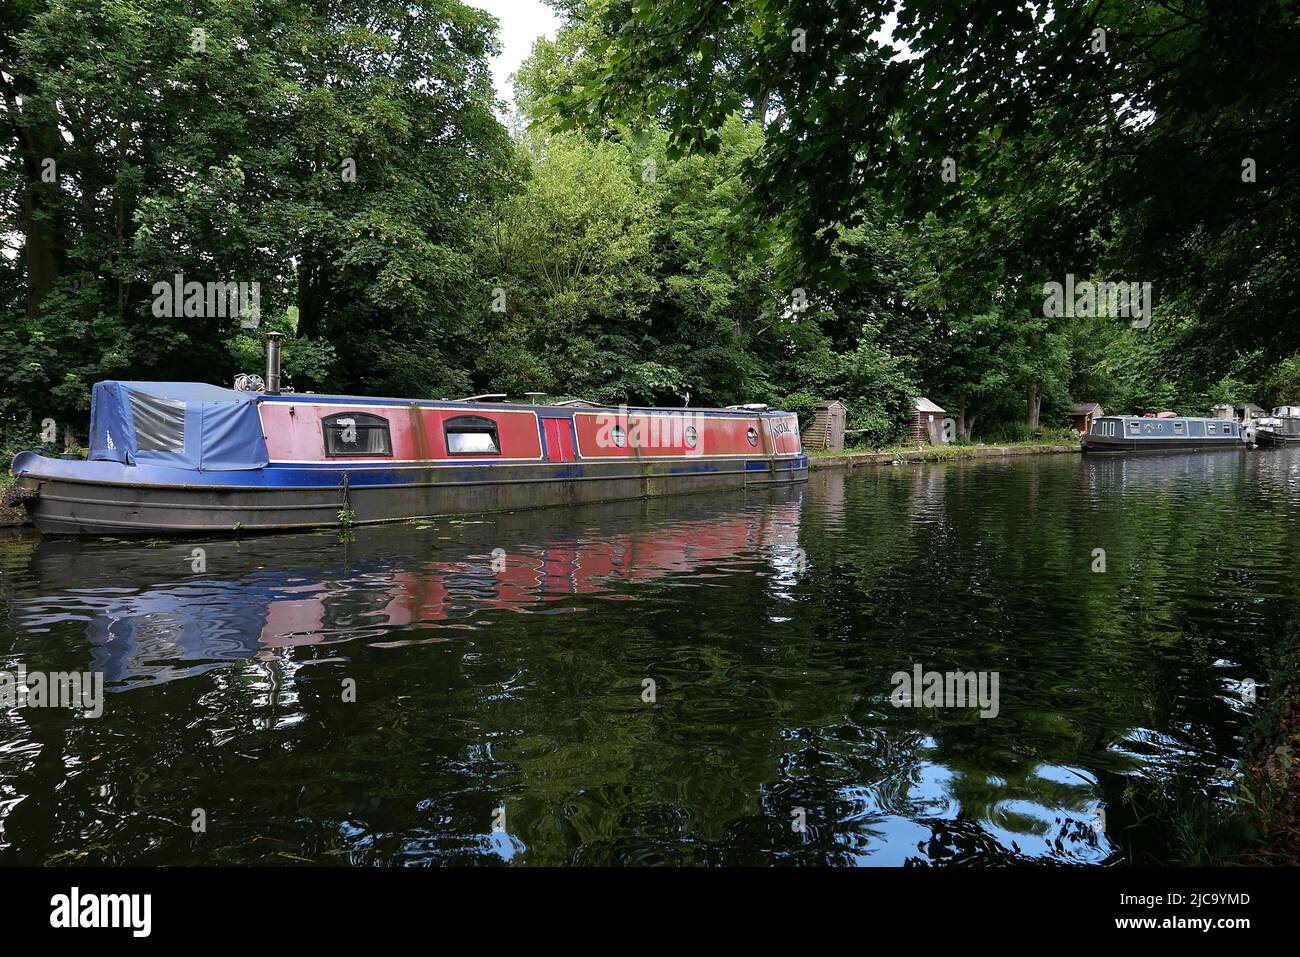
left=754, top=87, right=770, bottom=127
left=19, top=121, right=64, bottom=319
left=1026, top=382, right=1041, bottom=428
left=296, top=132, right=328, bottom=338
left=957, top=394, right=975, bottom=442
left=296, top=254, right=323, bottom=338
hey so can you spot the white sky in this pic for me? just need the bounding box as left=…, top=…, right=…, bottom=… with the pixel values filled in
left=469, top=0, right=562, bottom=112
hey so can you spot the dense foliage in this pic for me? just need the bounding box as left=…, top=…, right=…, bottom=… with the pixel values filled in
left=2, top=0, right=511, bottom=431
left=530, top=0, right=1300, bottom=428
left=4, top=0, right=1299, bottom=450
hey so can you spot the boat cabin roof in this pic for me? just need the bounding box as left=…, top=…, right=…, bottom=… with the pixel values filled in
left=1093, top=414, right=1241, bottom=435
left=256, top=391, right=793, bottom=418
left=1100, top=414, right=1229, bottom=423
left=81, top=380, right=801, bottom=474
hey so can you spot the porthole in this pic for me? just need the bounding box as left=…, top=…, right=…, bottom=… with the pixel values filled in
left=684, top=426, right=699, bottom=448
left=612, top=425, right=626, bottom=448
left=747, top=427, right=759, bottom=447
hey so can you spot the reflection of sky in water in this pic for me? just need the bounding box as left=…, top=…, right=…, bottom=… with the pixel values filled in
left=1, top=449, right=1293, bottom=864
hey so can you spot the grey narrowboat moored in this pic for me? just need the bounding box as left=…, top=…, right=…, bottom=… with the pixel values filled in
left=1081, top=415, right=1247, bottom=453
left=1255, top=406, right=1300, bottom=447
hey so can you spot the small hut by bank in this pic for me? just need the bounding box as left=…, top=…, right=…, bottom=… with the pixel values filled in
left=1069, top=402, right=1104, bottom=435
left=910, top=397, right=948, bottom=445
left=801, top=400, right=847, bottom=452
left=1235, top=402, right=1265, bottom=423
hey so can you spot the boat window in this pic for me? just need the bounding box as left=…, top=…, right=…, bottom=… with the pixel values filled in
left=747, top=426, right=759, bottom=447
left=1208, top=423, right=1217, bottom=434
left=1127, top=421, right=1140, bottom=434
left=128, top=392, right=186, bottom=453
left=1174, top=422, right=1184, bottom=434
left=612, top=425, right=627, bottom=448
left=684, top=425, right=699, bottom=448
left=444, top=415, right=500, bottom=456
left=323, top=412, right=392, bottom=457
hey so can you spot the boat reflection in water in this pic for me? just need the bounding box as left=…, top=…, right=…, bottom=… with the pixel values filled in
left=11, top=488, right=807, bottom=690
left=17, top=451, right=1268, bottom=864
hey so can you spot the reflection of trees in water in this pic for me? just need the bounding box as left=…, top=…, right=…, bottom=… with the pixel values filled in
left=1, top=449, right=1293, bottom=864
left=4, top=489, right=829, bottom=864
left=916, top=816, right=1045, bottom=866
left=790, top=451, right=1293, bottom=862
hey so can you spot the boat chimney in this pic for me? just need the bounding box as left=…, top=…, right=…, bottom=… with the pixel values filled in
left=264, top=331, right=283, bottom=395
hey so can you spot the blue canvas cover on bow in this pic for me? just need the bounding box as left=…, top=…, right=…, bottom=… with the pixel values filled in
left=88, top=381, right=268, bottom=471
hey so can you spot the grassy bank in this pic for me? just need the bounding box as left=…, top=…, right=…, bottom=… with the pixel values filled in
left=1236, top=623, right=1300, bottom=863
left=0, top=470, right=28, bottom=526
left=1, top=439, right=28, bottom=524
left=1122, top=619, right=1300, bottom=865
left=809, top=439, right=1081, bottom=468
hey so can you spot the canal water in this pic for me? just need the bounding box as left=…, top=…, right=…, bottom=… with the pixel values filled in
left=1, top=449, right=1296, bottom=865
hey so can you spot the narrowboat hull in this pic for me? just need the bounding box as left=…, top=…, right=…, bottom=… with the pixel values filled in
left=1256, top=430, right=1300, bottom=447
left=10, top=452, right=809, bottom=535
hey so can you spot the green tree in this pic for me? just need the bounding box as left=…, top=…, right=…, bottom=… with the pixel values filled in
left=537, top=0, right=1300, bottom=391
left=0, top=0, right=512, bottom=436
left=475, top=132, right=658, bottom=400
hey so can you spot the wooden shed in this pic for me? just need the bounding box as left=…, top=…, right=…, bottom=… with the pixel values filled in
left=1069, top=402, right=1105, bottom=435
left=1235, top=402, right=1265, bottom=423
left=802, top=400, right=847, bottom=452
left=910, top=397, right=948, bottom=445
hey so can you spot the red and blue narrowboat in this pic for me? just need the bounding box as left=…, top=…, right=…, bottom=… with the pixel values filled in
left=7, top=348, right=807, bottom=535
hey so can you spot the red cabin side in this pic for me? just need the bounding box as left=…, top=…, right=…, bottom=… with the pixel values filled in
left=259, top=400, right=801, bottom=465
